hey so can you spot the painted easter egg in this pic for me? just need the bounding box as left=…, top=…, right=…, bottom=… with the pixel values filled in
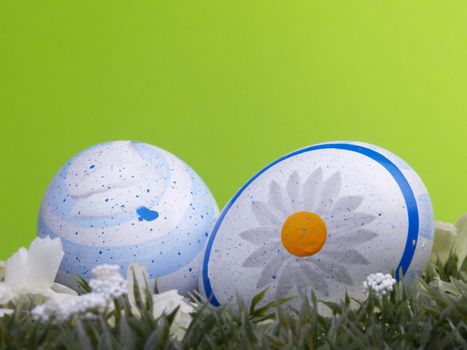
left=201, top=141, right=434, bottom=307
left=38, top=141, right=218, bottom=295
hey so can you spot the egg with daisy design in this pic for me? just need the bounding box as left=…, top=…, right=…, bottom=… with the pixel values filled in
left=38, top=141, right=218, bottom=295
left=201, top=141, right=434, bottom=307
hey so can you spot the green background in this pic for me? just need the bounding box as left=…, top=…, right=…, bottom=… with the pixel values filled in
left=0, top=1, right=466, bottom=259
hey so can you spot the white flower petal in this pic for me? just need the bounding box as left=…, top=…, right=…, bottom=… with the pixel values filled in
left=285, top=171, right=302, bottom=211
left=4, top=248, right=29, bottom=288
left=0, top=308, right=13, bottom=317
left=303, top=168, right=323, bottom=211
left=51, top=282, right=78, bottom=296
left=252, top=201, right=282, bottom=226
left=152, top=290, right=194, bottom=340
left=171, top=318, right=192, bottom=341
left=242, top=242, right=282, bottom=267
left=5, top=237, right=64, bottom=290
left=28, top=237, right=64, bottom=288
left=337, top=249, right=369, bottom=265
left=328, top=213, right=377, bottom=233
left=334, top=229, right=378, bottom=245
left=319, top=249, right=368, bottom=265
left=297, top=260, right=329, bottom=296
left=317, top=250, right=344, bottom=260
left=0, top=284, right=15, bottom=305
left=294, top=270, right=310, bottom=295
left=310, top=259, right=353, bottom=286
left=153, top=290, right=194, bottom=317
left=239, top=226, right=278, bottom=246
left=267, top=181, right=289, bottom=217
left=23, top=287, right=56, bottom=299
left=431, top=215, right=467, bottom=268
left=431, top=221, right=457, bottom=264
left=316, top=172, right=341, bottom=214
left=257, top=253, right=287, bottom=288
left=331, top=195, right=363, bottom=215
left=277, top=266, right=296, bottom=298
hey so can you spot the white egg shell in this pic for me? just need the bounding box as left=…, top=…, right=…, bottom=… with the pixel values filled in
left=38, top=141, right=218, bottom=295
left=200, top=141, right=434, bottom=308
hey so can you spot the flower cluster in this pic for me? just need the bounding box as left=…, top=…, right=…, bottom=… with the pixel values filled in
left=32, top=264, right=127, bottom=322
left=32, top=293, right=107, bottom=322
left=89, top=264, right=128, bottom=299
left=363, top=273, right=397, bottom=297
left=0, top=238, right=195, bottom=338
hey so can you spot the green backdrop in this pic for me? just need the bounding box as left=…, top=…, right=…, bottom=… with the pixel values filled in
left=1, top=1, right=466, bottom=259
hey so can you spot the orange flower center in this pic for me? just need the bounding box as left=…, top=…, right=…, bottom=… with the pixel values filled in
left=280, top=211, right=327, bottom=257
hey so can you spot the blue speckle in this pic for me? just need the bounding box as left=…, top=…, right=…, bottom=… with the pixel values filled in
left=90, top=165, right=95, bottom=169
left=136, top=206, right=159, bottom=222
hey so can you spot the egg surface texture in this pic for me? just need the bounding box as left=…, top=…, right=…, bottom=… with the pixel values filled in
left=38, top=141, right=218, bottom=295
left=201, top=141, right=434, bottom=307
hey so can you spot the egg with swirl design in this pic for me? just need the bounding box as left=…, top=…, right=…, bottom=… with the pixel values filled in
left=38, top=141, right=218, bottom=295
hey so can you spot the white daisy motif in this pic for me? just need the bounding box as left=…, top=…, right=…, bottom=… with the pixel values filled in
left=240, top=169, right=379, bottom=298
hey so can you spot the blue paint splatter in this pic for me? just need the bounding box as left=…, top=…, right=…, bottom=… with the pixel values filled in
left=136, top=206, right=159, bottom=222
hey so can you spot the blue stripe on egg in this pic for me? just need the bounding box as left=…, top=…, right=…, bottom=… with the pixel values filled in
left=417, top=193, right=435, bottom=240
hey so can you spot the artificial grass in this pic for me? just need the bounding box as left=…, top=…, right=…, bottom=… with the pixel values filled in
left=0, top=255, right=465, bottom=350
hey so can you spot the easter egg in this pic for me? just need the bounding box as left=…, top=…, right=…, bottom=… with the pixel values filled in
left=200, top=141, right=434, bottom=307
left=38, top=141, right=218, bottom=295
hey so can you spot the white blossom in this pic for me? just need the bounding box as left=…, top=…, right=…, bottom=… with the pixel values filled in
left=32, top=264, right=128, bottom=323
left=126, top=264, right=194, bottom=340
left=362, top=273, right=397, bottom=297
left=153, top=290, right=194, bottom=340
left=89, top=264, right=128, bottom=299
left=91, top=264, right=121, bottom=280
left=0, top=284, right=15, bottom=305
left=32, top=293, right=107, bottom=323
left=432, top=214, right=467, bottom=268
left=0, top=308, right=13, bottom=317
left=0, top=236, right=76, bottom=306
